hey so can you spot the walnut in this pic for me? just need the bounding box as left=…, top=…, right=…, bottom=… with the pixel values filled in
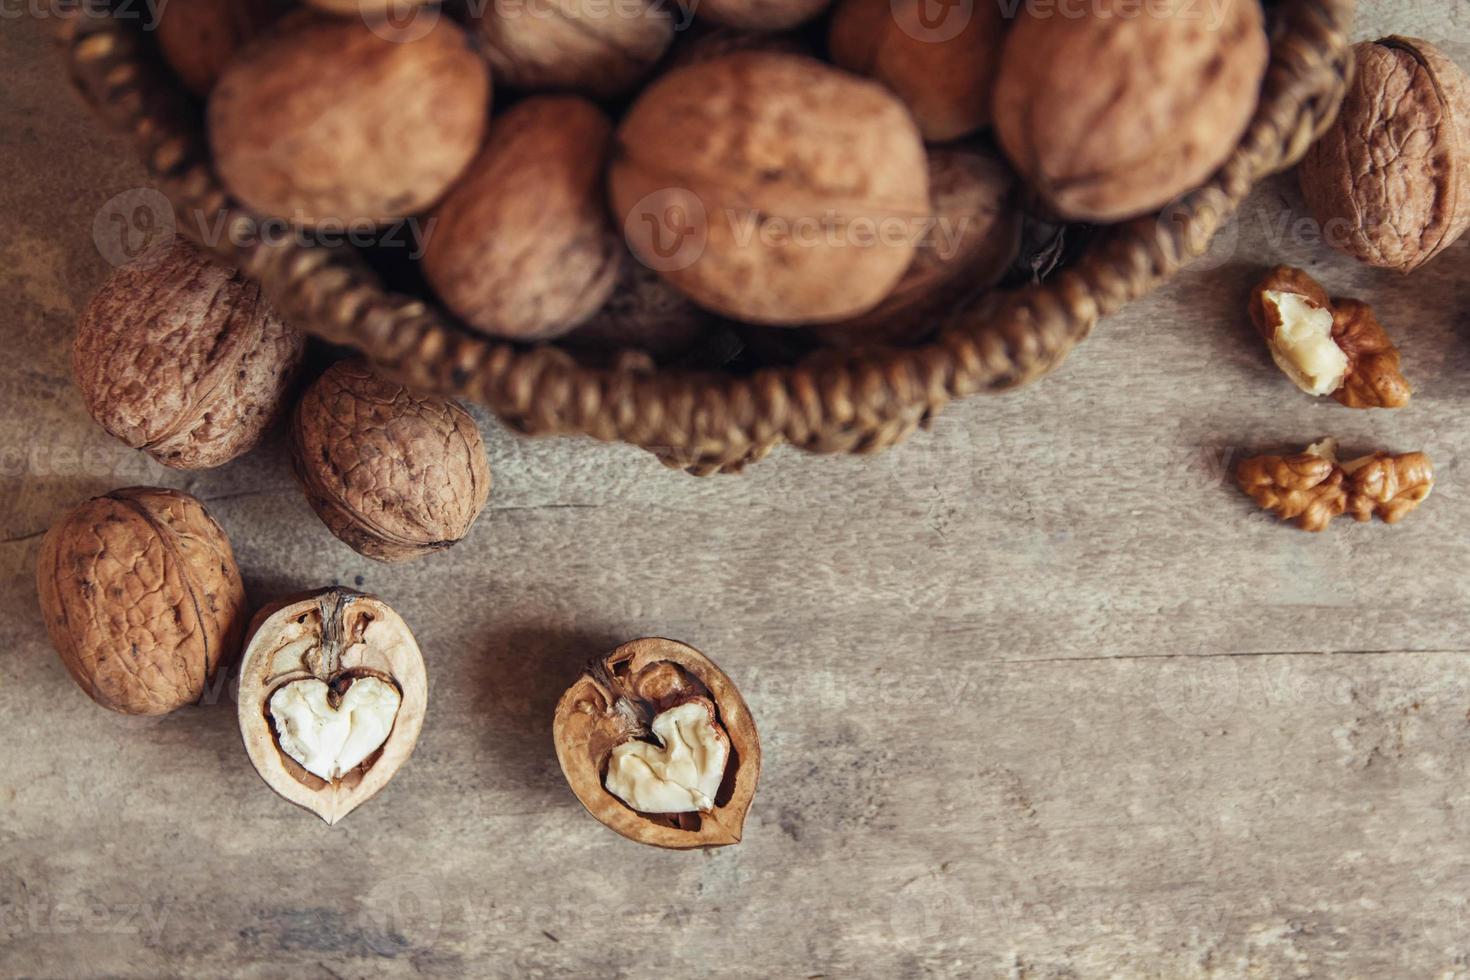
left=151, top=0, right=280, bottom=97
left=74, top=239, right=305, bottom=469
left=472, top=0, right=674, bottom=99
left=828, top=0, right=1008, bottom=141
left=553, top=638, right=760, bottom=848
left=237, top=588, right=427, bottom=824
left=1248, top=266, right=1410, bottom=409
left=692, top=0, right=830, bottom=30
left=290, top=360, right=492, bottom=562
left=993, top=0, right=1268, bottom=222
left=36, top=488, right=248, bottom=714
left=423, top=96, right=621, bottom=341
left=1300, top=37, right=1470, bottom=272
left=610, top=52, right=930, bottom=325
left=1237, top=439, right=1433, bottom=531
left=1340, top=449, right=1435, bottom=524
left=810, top=147, right=1020, bottom=348
left=208, top=12, right=489, bottom=226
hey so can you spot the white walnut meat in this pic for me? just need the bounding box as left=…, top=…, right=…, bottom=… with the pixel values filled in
left=36, top=487, right=248, bottom=715
left=290, top=360, right=491, bottom=563
left=810, top=146, right=1020, bottom=348
left=423, top=96, right=622, bottom=341
left=74, top=240, right=305, bottom=470
left=209, top=11, right=489, bottom=226
left=828, top=0, right=1009, bottom=141
left=1300, top=37, right=1470, bottom=272
left=993, top=0, right=1268, bottom=222
left=1236, top=439, right=1433, bottom=531
left=1248, top=266, right=1411, bottom=409
left=610, top=52, right=930, bottom=326
left=237, top=588, right=427, bottom=824
left=553, top=638, right=761, bottom=849
left=473, top=0, right=674, bottom=99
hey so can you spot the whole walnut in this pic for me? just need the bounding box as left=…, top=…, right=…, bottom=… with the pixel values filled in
left=290, top=360, right=492, bottom=562
left=74, top=240, right=305, bottom=470
left=810, top=147, right=1020, bottom=348
left=610, top=53, right=930, bottom=326
left=829, top=0, right=1008, bottom=141
left=36, top=488, right=248, bottom=715
left=694, top=0, right=829, bottom=30
left=993, top=0, right=1268, bottom=223
left=152, top=0, right=280, bottom=97
left=473, top=0, right=674, bottom=99
left=423, top=96, right=621, bottom=341
left=209, top=12, right=489, bottom=226
left=1300, top=37, right=1470, bottom=272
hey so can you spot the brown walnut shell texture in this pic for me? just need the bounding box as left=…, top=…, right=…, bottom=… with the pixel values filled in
left=474, top=0, right=675, bottom=99
left=1300, top=37, right=1470, bottom=272
left=208, top=11, right=489, bottom=226
left=74, top=239, right=305, bottom=470
left=423, top=96, right=622, bottom=341
left=37, top=488, right=248, bottom=715
left=810, top=146, right=1021, bottom=348
left=237, top=588, right=427, bottom=825
left=153, top=0, right=281, bottom=97
left=554, top=637, right=760, bottom=849
left=993, top=0, right=1268, bottom=223
left=291, top=360, right=491, bottom=562
left=829, top=0, right=1008, bottom=141
left=611, top=52, right=930, bottom=326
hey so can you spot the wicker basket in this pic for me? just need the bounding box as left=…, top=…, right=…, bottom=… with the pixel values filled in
left=61, top=1, right=1355, bottom=475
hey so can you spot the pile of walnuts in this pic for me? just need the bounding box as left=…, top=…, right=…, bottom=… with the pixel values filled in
left=154, top=0, right=1271, bottom=361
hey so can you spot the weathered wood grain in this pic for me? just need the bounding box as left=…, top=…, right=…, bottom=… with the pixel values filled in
left=3, top=6, right=1470, bottom=978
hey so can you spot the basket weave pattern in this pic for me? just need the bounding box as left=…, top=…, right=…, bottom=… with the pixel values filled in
left=62, top=2, right=1355, bottom=474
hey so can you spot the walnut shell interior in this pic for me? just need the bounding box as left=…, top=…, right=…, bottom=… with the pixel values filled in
left=237, top=588, right=427, bottom=825
left=553, top=637, right=761, bottom=849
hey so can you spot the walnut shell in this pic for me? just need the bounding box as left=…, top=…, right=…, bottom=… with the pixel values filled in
left=237, top=588, right=427, bottom=824
left=693, top=0, right=829, bottom=30
left=473, top=0, right=674, bottom=99
left=423, top=96, right=621, bottom=341
left=610, top=52, right=930, bottom=326
left=153, top=0, right=280, bottom=97
left=553, top=638, right=761, bottom=849
left=829, top=0, right=1008, bottom=141
left=993, top=0, right=1268, bottom=222
left=209, top=12, right=489, bottom=226
left=36, top=487, right=248, bottom=715
left=301, top=0, right=432, bottom=15
left=810, top=146, right=1020, bottom=348
left=74, top=239, right=305, bottom=470
left=290, top=360, right=491, bottom=562
left=1300, top=37, right=1470, bottom=272
left=663, top=22, right=811, bottom=72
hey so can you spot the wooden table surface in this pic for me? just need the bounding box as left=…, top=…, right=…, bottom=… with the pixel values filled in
left=5, top=6, right=1470, bottom=978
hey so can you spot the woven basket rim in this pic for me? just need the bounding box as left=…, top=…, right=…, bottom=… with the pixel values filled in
left=63, top=0, right=1356, bottom=473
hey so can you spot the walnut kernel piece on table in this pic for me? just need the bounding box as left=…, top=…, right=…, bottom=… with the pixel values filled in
left=1236, top=439, right=1433, bottom=532
left=1248, top=266, right=1411, bottom=409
